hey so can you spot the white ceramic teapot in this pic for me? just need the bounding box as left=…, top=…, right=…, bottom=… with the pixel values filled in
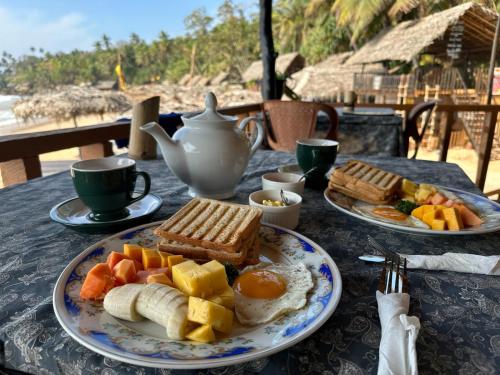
left=140, top=92, right=264, bottom=199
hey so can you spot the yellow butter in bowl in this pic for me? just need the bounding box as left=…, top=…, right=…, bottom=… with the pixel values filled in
left=262, top=199, right=285, bottom=207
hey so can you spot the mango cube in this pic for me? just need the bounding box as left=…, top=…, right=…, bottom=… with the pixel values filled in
left=142, top=248, right=161, bottom=269
left=186, top=324, right=216, bottom=343
left=188, top=296, right=233, bottom=333
left=168, top=255, right=184, bottom=269
left=415, top=188, right=432, bottom=203
left=422, top=210, right=436, bottom=227
left=172, top=260, right=227, bottom=298
left=401, top=179, right=418, bottom=195
left=420, top=184, right=437, bottom=193
left=173, top=260, right=213, bottom=297
left=147, top=273, right=173, bottom=286
left=201, top=260, right=228, bottom=293
left=207, top=285, right=235, bottom=309
left=422, top=205, right=437, bottom=214
left=431, top=219, right=446, bottom=231
left=411, top=206, right=425, bottom=220
left=158, top=251, right=171, bottom=268
left=442, top=207, right=464, bottom=231
left=123, top=244, right=142, bottom=262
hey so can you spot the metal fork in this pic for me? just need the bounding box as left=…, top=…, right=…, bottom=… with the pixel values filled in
left=378, top=255, right=408, bottom=294
left=367, top=235, right=400, bottom=261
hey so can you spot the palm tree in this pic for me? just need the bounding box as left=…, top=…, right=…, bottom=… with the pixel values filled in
left=274, top=0, right=309, bottom=52
left=306, top=0, right=496, bottom=45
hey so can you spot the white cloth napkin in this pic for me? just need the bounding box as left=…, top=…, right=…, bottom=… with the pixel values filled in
left=377, top=291, right=420, bottom=375
left=401, top=253, right=500, bottom=275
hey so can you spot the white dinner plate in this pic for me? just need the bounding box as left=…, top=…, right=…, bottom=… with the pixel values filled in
left=324, top=186, right=500, bottom=235
left=53, top=221, right=342, bottom=369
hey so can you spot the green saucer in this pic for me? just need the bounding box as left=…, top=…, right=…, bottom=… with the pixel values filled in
left=50, top=193, right=163, bottom=234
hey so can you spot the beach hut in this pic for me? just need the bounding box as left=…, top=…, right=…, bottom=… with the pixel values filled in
left=12, top=86, right=131, bottom=126
left=291, top=52, right=386, bottom=99
left=346, top=2, right=497, bottom=65
left=242, top=52, right=305, bottom=83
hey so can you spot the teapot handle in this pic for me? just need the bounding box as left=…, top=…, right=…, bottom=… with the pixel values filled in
left=238, top=117, right=264, bottom=156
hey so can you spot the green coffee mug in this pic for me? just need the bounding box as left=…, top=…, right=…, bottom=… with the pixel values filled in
left=71, top=158, right=151, bottom=221
left=296, top=138, right=339, bottom=189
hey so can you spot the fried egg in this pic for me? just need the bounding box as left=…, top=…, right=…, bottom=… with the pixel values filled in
left=233, top=262, right=313, bottom=326
left=352, top=202, right=429, bottom=228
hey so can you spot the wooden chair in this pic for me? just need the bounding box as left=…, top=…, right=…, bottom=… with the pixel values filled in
left=262, top=100, right=338, bottom=152
left=485, top=189, right=500, bottom=202
left=404, top=100, right=437, bottom=159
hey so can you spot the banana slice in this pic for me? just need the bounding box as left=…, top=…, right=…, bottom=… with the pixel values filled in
left=103, top=283, right=145, bottom=322
left=136, top=283, right=188, bottom=340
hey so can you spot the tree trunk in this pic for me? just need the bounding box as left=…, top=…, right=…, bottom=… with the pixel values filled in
left=260, top=0, right=277, bottom=100
left=190, top=43, right=197, bottom=77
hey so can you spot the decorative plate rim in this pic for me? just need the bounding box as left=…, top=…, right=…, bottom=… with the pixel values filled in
left=49, top=193, right=163, bottom=227
left=53, top=221, right=342, bottom=369
left=324, top=185, right=500, bottom=236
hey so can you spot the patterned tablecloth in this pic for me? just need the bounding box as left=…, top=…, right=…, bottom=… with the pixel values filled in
left=1, top=150, right=499, bottom=375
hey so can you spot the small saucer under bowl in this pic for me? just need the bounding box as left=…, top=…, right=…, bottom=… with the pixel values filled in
left=50, top=193, right=163, bottom=234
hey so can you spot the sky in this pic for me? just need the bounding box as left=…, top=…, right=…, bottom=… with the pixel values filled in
left=0, top=0, right=257, bottom=57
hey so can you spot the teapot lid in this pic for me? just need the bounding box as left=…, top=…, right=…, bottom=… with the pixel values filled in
left=189, top=92, right=235, bottom=122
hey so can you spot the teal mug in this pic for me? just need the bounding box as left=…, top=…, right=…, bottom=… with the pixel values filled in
left=71, top=158, right=151, bottom=221
left=296, top=139, right=339, bottom=189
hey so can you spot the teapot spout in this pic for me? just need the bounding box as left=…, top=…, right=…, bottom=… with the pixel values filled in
left=140, top=122, right=190, bottom=185
left=140, top=122, right=178, bottom=159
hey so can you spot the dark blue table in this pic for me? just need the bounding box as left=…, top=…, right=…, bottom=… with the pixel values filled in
left=1, top=151, right=499, bottom=374
left=317, top=108, right=404, bottom=157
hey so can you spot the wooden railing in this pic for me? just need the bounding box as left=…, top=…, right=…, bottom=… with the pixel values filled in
left=322, top=103, right=499, bottom=190
left=0, top=102, right=498, bottom=191
left=0, top=103, right=262, bottom=187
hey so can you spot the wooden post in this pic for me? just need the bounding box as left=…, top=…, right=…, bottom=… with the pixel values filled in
left=439, top=111, right=454, bottom=162
left=260, top=0, right=276, bottom=100
left=128, top=96, right=160, bottom=160
left=486, top=14, right=500, bottom=105
left=0, top=156, right=41, bottom=187
left=476, top=111, right=498, bottom=190
left=80, top=141, right=113, bottom=160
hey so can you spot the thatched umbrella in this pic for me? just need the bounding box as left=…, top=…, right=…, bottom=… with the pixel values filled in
left=12, top=86, right=131, bottom=126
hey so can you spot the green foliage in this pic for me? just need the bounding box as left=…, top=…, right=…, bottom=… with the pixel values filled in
left=300, top=13, right=350, bottom=64
left=0, top=0, right=260, bottom=92
left=1, top=0, right=494, bottom=93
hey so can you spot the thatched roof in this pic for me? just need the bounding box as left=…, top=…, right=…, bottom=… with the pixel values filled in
left=12, top=86, right=131, bottom=121
left=292, top=52, right=386, bottom=97
left=347, top=2, right=497, bottom=65
left=242, top=52, right=305, bottom=82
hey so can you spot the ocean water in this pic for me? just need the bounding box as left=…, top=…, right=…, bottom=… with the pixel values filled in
left=0, top=95, right=21, bottom=129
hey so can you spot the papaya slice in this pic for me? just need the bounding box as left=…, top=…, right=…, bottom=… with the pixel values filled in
left=431, top=192, right=447, bottom=205
left=453, top=203, right=483, bottom=227
left=133, top=259, right=144, bottom=272
left=136, top=267, right=169, bottom=284
left=80, top=263, right=115, bottom=300
left=113, top=259, right=137, bottom=285
left=106, top=251, right=130, bottom=270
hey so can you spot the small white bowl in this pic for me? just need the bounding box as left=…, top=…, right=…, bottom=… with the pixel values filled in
left=277, top=164, right=302, bottom=175
left=262, top=172, right=305, bottom=195
left=249, top=190, right=302, bottom=230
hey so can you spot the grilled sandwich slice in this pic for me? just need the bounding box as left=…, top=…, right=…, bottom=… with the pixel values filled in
left=329, top=160, right=402, bottom=204
left=158, top=231, right=259, bottom=265
left=154, top=198, right=262, bottom=253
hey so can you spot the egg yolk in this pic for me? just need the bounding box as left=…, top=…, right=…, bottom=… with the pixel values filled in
left=234, top=269, right=287, bottom=299
left=372, top=207, right=408, bottom=221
